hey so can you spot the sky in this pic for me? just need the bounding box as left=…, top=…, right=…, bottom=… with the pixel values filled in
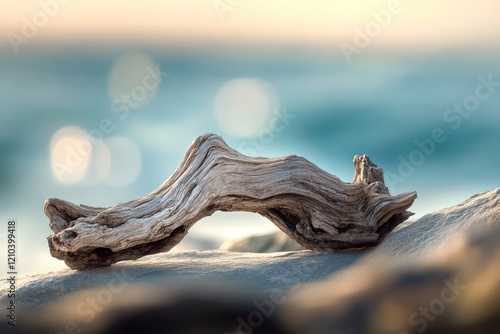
left=1, top=0, right=500, bottom=49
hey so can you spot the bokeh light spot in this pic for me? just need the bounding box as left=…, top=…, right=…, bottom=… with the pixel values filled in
left=214, top=78, right=277, bottom=137
left=50, top=126, right=92, bottom=184
left=107, top=53, right=160, bottom=109
left=96, top=137, right=142, bottom=187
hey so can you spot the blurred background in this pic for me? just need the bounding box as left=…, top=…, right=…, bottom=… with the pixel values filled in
left=0, top=0, right=499, bottom=275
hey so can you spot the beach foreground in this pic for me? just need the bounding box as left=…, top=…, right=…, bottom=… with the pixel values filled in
left=1, top=188, right=499, bottom=333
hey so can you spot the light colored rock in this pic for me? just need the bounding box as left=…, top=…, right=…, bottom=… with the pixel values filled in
left=369, top=186, right=500, bottom=263
left=286, top=188, right=500, bottom=334
left=219, top=230, right=305, bottom=253
left=0, top=250, right=363, bottom=310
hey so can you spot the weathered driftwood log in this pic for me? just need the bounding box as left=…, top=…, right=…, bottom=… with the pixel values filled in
left=45, top=133, right=417, bottom=270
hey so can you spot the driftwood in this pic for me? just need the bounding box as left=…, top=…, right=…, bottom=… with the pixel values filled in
left=45, top=133, right=417, bottom=270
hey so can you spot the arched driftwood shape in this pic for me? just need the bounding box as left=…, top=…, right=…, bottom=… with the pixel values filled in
left=45, top=134, right=417, bottom=270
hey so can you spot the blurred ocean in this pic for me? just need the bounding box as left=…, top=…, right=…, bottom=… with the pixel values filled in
left=1, top=43, right=499, bottom=274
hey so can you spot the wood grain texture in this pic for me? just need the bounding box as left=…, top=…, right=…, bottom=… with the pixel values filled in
left=45, top=133, right=417, bottom=270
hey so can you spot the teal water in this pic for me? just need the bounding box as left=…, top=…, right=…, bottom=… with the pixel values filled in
left=0, top=44, right=498, bottom=273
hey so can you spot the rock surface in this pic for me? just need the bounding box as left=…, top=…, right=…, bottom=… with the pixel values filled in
left=287, top=206, right=500, bottom=334
left=219, top=230, right=305, bottom=253
left=1, top=250, right=362, bottom=310
left=1, top=188, right=498, bottom=334
left=367, top=186, right=500, bottom=263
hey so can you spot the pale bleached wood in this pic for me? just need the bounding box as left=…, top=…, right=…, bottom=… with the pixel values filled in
left=45, top=133, right=417, bottom=270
